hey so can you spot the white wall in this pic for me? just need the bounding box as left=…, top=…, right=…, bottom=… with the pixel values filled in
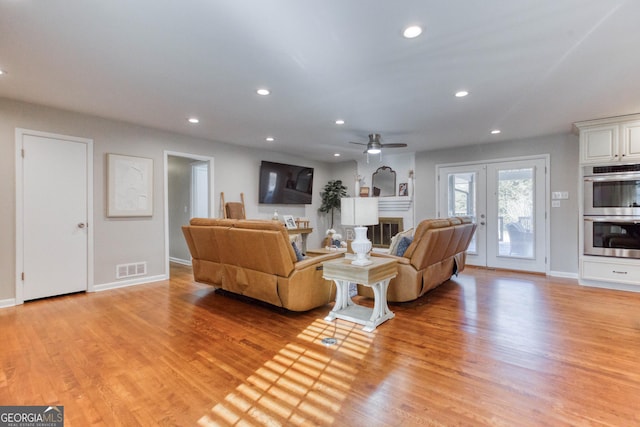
left=0, top=98, right=333, bottom=300
left=414, top=133, right=580, bottom=275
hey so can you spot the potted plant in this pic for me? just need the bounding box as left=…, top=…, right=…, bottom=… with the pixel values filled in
left=319, top=180, right=347, bottom=229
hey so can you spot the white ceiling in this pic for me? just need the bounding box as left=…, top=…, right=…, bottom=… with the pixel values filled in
left=1, top=1, right=639, bottom=162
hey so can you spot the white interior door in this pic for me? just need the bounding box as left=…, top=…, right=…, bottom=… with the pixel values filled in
left=18, top=131, right=92, bottom=301
left=438, top=157, right=547, bottom=273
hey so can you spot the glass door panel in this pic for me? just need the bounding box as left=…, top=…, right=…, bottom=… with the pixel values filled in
left=497, top=167, right=534, bottom=258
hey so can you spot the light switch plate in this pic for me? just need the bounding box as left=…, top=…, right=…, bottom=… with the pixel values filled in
left=552, top=200, right=561, bottom=208
left=552, top=191, right=569, bottom=200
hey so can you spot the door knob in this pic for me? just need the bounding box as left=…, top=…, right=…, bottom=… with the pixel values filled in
left=480, top=222, right=486, bottom=225
left=77, top=223, right=86, bottom=229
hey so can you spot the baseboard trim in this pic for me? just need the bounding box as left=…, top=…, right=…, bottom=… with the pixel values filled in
left=93, top=274, right=168, bottom=292
left=169, top=257, right=191, bottom=266
left=0, top=298, right=17, bottom=308
left=548, top=270, right=579, bottom=280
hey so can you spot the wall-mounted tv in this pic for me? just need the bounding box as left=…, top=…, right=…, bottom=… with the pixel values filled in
left=259, top=160, right=314, bottom=204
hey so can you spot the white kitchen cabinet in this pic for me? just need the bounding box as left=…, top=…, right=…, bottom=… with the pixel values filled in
left=577, top=115, right=640, bottom=164
left=621, top=120, right=640, bottom=159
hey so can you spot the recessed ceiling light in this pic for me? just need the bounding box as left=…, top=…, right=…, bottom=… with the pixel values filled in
left=0, top=69, right=5, bottom=76
left=403, top=25, right=422, bottom=39
left=335, top=119, right=345, bottom=125
left=334, top=153, right=341, bottom=157
left=257, top=88, right=270, bottom=96
left=455, top=90, right=469, bottom=97
left=187, top=117, right=199, bottom=124
left=491, top=129, right=501, bottom=134
left=265, top=137, right=275, bottom=142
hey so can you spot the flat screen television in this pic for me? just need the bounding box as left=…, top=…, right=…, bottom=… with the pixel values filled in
left=259, top=160, right=314, bottom=204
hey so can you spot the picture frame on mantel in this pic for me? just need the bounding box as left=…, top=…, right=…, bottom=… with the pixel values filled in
left=399, top=182, right=408, bottom=196
left=359, top=186, right=370, bottom=197
left=283, top=214, right=297, bottom=229
left=107, top=153, right=153, bottom=217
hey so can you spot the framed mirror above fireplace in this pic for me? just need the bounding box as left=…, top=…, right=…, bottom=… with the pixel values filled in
left=372, top=166, right=396, bottom=197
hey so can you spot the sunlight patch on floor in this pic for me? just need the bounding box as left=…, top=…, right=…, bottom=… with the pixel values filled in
left=198, top=318, right=374, bottom=426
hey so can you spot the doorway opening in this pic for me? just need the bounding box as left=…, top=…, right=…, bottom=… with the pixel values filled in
left=164, top=151, right=214, bottom=276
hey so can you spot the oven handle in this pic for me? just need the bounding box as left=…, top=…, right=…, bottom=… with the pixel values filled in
left=584, top=174, right=640, bottom=182
left=584, top=217, right=640, bottom=224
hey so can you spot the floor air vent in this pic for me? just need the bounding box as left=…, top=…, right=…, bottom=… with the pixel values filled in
left=116, top=262, right=147, bottom=279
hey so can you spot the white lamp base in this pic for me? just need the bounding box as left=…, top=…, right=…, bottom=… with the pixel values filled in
left=350, top=226, right=372, bottom=266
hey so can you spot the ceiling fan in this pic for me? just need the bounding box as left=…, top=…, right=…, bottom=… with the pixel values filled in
left=349, top=133, right=407, bottom=154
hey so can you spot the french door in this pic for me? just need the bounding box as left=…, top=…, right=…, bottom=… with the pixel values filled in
left=437, top=158, right=547, bottom=273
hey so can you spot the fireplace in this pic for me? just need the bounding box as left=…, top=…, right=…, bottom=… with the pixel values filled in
left=368, top=217, right=403, bottom=248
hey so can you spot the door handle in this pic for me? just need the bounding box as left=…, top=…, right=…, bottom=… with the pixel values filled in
left=480, top=221, right=486, bottom=225
left=77, top=223, right=86, bottom=229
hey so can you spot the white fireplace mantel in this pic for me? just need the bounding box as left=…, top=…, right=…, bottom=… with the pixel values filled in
left=377, top=196, right=412, bottom=212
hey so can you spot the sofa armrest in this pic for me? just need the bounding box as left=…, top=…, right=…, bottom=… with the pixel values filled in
left=370, top=252, right=412, bottom=265
left=293, top=252, right=343, bottom=270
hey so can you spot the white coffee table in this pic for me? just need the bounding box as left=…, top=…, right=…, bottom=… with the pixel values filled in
left=322, top=257, right=397, bottom=332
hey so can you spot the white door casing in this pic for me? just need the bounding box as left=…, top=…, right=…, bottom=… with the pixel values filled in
left=16, top=129, right=94, bottom=303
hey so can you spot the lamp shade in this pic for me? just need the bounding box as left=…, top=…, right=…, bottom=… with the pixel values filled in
left=341, top=197, right=379, bottom=226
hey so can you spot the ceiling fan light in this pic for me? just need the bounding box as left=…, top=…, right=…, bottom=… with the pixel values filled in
left=367, top=148, right=381, bottom=154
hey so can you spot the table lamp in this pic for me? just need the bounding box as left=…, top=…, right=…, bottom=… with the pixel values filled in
left=340, top=197, right=379, bottom=266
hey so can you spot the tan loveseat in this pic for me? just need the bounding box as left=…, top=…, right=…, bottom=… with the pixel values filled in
left=358, top=217, right=476, bottom=302
left=182, top=218, right=343, bottom=311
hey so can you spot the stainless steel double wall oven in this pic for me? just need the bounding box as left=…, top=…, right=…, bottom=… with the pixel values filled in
left=583, top=163, right=640, bottom=258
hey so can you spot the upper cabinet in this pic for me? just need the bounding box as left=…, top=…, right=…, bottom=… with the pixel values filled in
left=621, top=120, right=640, bottom=160
left=576, top=115, right=640, bottom=164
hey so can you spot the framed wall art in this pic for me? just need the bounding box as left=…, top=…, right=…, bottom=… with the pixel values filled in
left=107, top=153, right=153, bottom=217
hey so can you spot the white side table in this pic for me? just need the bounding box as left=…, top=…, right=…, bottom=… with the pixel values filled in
left=323, top=257, right=398, bottom=332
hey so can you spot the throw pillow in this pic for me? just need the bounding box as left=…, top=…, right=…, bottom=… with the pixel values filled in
left=291, top=241, right=304, bottom=262
left=395, top=236, right=413, bottom=257
left=388, top=228, right=414, bottom=255
left=388, top=233, right=402, bottom=256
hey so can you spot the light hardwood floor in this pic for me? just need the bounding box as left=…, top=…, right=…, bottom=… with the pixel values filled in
left=2, top=264, right=640, bottom=426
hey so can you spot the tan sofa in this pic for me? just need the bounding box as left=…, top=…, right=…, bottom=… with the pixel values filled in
left=182, top=218, right=343, bottom=311
left=358, top=217, right=476, bottom=302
